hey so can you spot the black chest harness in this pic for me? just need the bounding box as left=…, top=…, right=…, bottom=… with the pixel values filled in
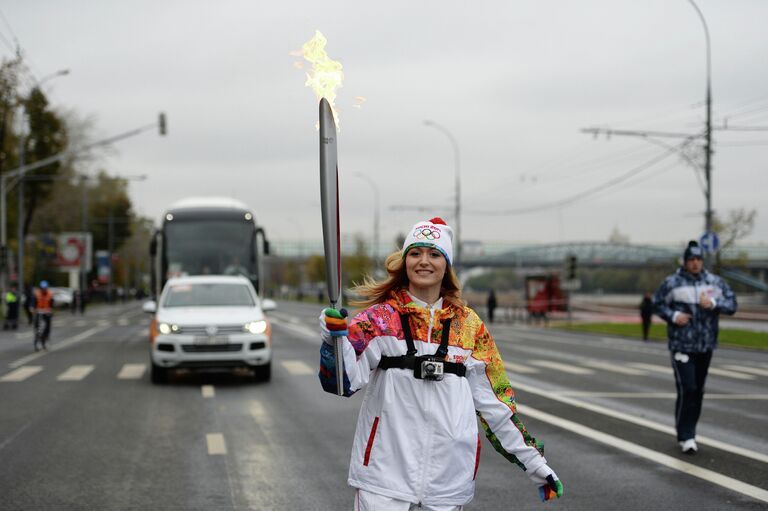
left=378, top=313, right=467, bottom=379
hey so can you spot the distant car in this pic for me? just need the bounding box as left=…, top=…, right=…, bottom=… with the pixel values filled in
left=142, top=275, right=276, bottom=384
left=50, top=287, right=74, bottom=307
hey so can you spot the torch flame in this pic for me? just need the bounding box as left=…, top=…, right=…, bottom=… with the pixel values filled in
left=301, top=30, right=344, bottom=129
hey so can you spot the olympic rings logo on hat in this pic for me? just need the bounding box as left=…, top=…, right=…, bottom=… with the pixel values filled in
left=413, top=226, right=441, bottom=240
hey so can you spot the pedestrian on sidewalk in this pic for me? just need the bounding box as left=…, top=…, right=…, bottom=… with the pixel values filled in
left=32, top=280, right=55, bottom=351
left=487, top=288, right=498, bottom=323
left=319, top=217, right=563, bottom=510
left=3, top=282, right=20, bottom=330
left=23, top=286, right=34, bottom=325
left=653, top=240, right=737, bottom=454
left=639, top=292, right=653, bottom=340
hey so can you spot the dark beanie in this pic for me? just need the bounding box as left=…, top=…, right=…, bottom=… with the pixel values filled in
left=683, top=240, right=703, bottom=260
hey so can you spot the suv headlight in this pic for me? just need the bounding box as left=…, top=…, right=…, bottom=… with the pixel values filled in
left=244, top=321, right=267, bottom=334
left=158, top=323, right=179, bottom=334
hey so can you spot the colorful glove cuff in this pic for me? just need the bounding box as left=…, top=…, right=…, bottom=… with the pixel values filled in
left=324, top=308, right=348, bottom=337
left=539, top=476, right=564, bottom=502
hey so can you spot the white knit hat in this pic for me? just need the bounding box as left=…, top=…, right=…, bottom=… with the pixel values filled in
left=402, top=217, right=454, bottom=266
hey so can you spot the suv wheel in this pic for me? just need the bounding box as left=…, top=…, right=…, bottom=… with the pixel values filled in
left=151, top=362, right=168, bottom=384
left=253, top=362, right=271, bottom=382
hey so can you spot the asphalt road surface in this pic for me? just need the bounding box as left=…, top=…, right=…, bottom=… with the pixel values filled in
left=1, top=300, right=766, bottom=510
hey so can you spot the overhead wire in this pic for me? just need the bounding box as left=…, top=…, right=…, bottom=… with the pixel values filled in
left=469, top=148, right=678, bottom=216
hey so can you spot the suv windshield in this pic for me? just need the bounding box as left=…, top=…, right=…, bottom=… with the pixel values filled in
left=163, top=283, right=255, bottom=307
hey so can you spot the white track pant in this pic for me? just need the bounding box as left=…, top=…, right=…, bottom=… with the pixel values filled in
left=354, top=489, right=463, bottom=511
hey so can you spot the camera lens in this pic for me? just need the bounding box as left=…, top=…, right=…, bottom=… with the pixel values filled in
left=424, top=362, right=435, bottom=374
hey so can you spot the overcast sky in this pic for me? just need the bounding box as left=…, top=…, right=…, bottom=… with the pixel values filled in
left=3, top=1, right=767, bottom=251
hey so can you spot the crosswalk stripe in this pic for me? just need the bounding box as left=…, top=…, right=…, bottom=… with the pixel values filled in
left=503, top=361, right=539, bottom=374
left=0, top=366, right=43, bottom=382
left=529, top=360, right=594, bottom=375
left=627, top=362, right=673, bottom=375
left=57, top=365, right=95, bottom=381
left=707, top=367, right=755, bottom=380
left=75, top=320, right=87, bottom=327
left=580, top=360, right=648, bottom=375
left=117, top=318, right=130, bottom=326
left=202, top=385, right=215, bottom=398
left=206, top=433, right=227, bottom=455
left=723, top=364, right=768, bottom=377
left=281, top=360, right=314, bottom=375
left=117, top=364, right=146, bottom=380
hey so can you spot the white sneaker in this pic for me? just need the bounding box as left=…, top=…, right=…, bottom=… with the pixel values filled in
left=679, top=439, right=698, bottom=453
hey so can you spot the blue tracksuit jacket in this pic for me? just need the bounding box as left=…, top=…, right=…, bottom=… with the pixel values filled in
left=653, top=268, right=737, bottom=353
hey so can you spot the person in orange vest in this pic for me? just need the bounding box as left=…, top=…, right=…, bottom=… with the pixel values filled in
left=33, top=280, right=55, bottom=351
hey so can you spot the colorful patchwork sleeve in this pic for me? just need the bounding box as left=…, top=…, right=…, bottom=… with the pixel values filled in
left=466, top=311, right=547, bottom=473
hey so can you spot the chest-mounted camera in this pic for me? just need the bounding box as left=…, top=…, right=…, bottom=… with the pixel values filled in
left=415, top=356, right=445, bottom=381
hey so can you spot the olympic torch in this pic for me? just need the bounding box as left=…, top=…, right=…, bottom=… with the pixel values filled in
left=319, top=97, right=344, bottom=396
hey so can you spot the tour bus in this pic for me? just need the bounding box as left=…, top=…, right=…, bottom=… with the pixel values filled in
left=149, top=197, right=270, bottom=298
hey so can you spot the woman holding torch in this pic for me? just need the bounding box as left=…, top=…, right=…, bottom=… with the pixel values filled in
left=319, top=217, right=563, bottom=510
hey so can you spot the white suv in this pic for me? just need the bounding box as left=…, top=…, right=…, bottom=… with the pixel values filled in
left=143, top=275, right=275, bottom=383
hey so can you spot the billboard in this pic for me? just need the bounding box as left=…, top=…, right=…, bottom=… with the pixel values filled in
left=56, top=232, right=92, bottom=272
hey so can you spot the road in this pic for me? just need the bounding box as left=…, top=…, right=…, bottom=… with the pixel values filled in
left=0, top=300, right=766, bottom=510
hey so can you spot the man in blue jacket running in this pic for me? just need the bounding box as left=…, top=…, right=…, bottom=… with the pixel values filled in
left=653, top=240, right=737, bottom=454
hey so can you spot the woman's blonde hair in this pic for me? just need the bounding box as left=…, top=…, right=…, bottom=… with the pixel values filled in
left=350, top=250, right=463, bottom=309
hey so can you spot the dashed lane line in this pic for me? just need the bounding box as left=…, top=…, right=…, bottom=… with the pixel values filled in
left=707, top=367, right=755, bottom=380
left=509, top=377, right=768, bottom=465
left=0, top=365, right=42, bottom=382
left=206, top=433, right=227, bottom=455
left=627, top=362, right=673, bottom=375
left=202, top=385, right=215, bottom=398
left=57, top=365, right=95, bottom=381
left=529, top=359, right=594, bottom=375
left=519, top=404, right=768, bottom=504
left=551, top=391, right=768, bottom=400
left=281, top=360, right=315, bottom=375
left=117, top=364, right=146, bottom=380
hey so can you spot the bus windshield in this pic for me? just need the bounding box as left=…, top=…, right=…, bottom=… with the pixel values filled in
left=165, top=220, right=253, bottom=278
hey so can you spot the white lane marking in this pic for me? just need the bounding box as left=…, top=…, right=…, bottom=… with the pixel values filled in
left=707, top=367, right=755, bottom=380
left=503, top=361, right=539, bottom=374
left=723, top=365, right=768, bottom=377
left=117, top=318, right=130, bottom=326
left=14, top=331, right=33, bottom=340
left=117, top=364, right=146, bottom=380
left=519, top=404, right=768, bottom=504
left=529, top=359, right=594, bottom=375
left=580, top=359, right=648, bottom=375
left=627, top=362, right=673, bottom=375
left=269, top=317, right=318, bottom=341
left=249, top=400, right=273, bottom=427
left=57, top=365, right=95, bottom=381
left=281, top=360, right=315, bottom=375
left=0, top=366, right=43, bottom=382
left=201, top=385, right=215, bottom=398
left=553, top=392, right=768, bottom=400
left=206, top=433, right=227, bottom=455
left=75, top=320, right=87, bottom=327
left=97, top=320, right=111, bottom=327
left=509, top=378, right=768, bottom=465
left=8, top=326, right=110, bottom=369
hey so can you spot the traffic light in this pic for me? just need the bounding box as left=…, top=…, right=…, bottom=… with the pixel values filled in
left=566, top=255, right=578, bottom=280
left=158, top=112, right=167, bottom=135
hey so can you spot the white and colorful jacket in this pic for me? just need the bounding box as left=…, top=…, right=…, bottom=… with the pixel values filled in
left=319, top=289, right=549, bottom=507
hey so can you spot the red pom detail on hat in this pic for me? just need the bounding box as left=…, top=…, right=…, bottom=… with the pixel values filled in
left=429, top=217, right=447, bottom=225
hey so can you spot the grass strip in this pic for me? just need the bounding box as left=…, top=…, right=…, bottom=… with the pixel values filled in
left=555, top=322, right=768, bottom=350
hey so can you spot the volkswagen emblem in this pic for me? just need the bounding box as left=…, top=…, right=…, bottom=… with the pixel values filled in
left=205, top=325, right=218, bottom=336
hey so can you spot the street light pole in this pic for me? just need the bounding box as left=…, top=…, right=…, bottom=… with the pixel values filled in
left=354, top=172, right=380, bottom=269
left=423, top=120, right=461, bottom=267
left=688, top=0, right=713, bottom=236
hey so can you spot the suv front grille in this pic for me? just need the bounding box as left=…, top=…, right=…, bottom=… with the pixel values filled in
left=178, top=325, right=244, bottom=335
left=181, top=343, right=243, bottom=353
